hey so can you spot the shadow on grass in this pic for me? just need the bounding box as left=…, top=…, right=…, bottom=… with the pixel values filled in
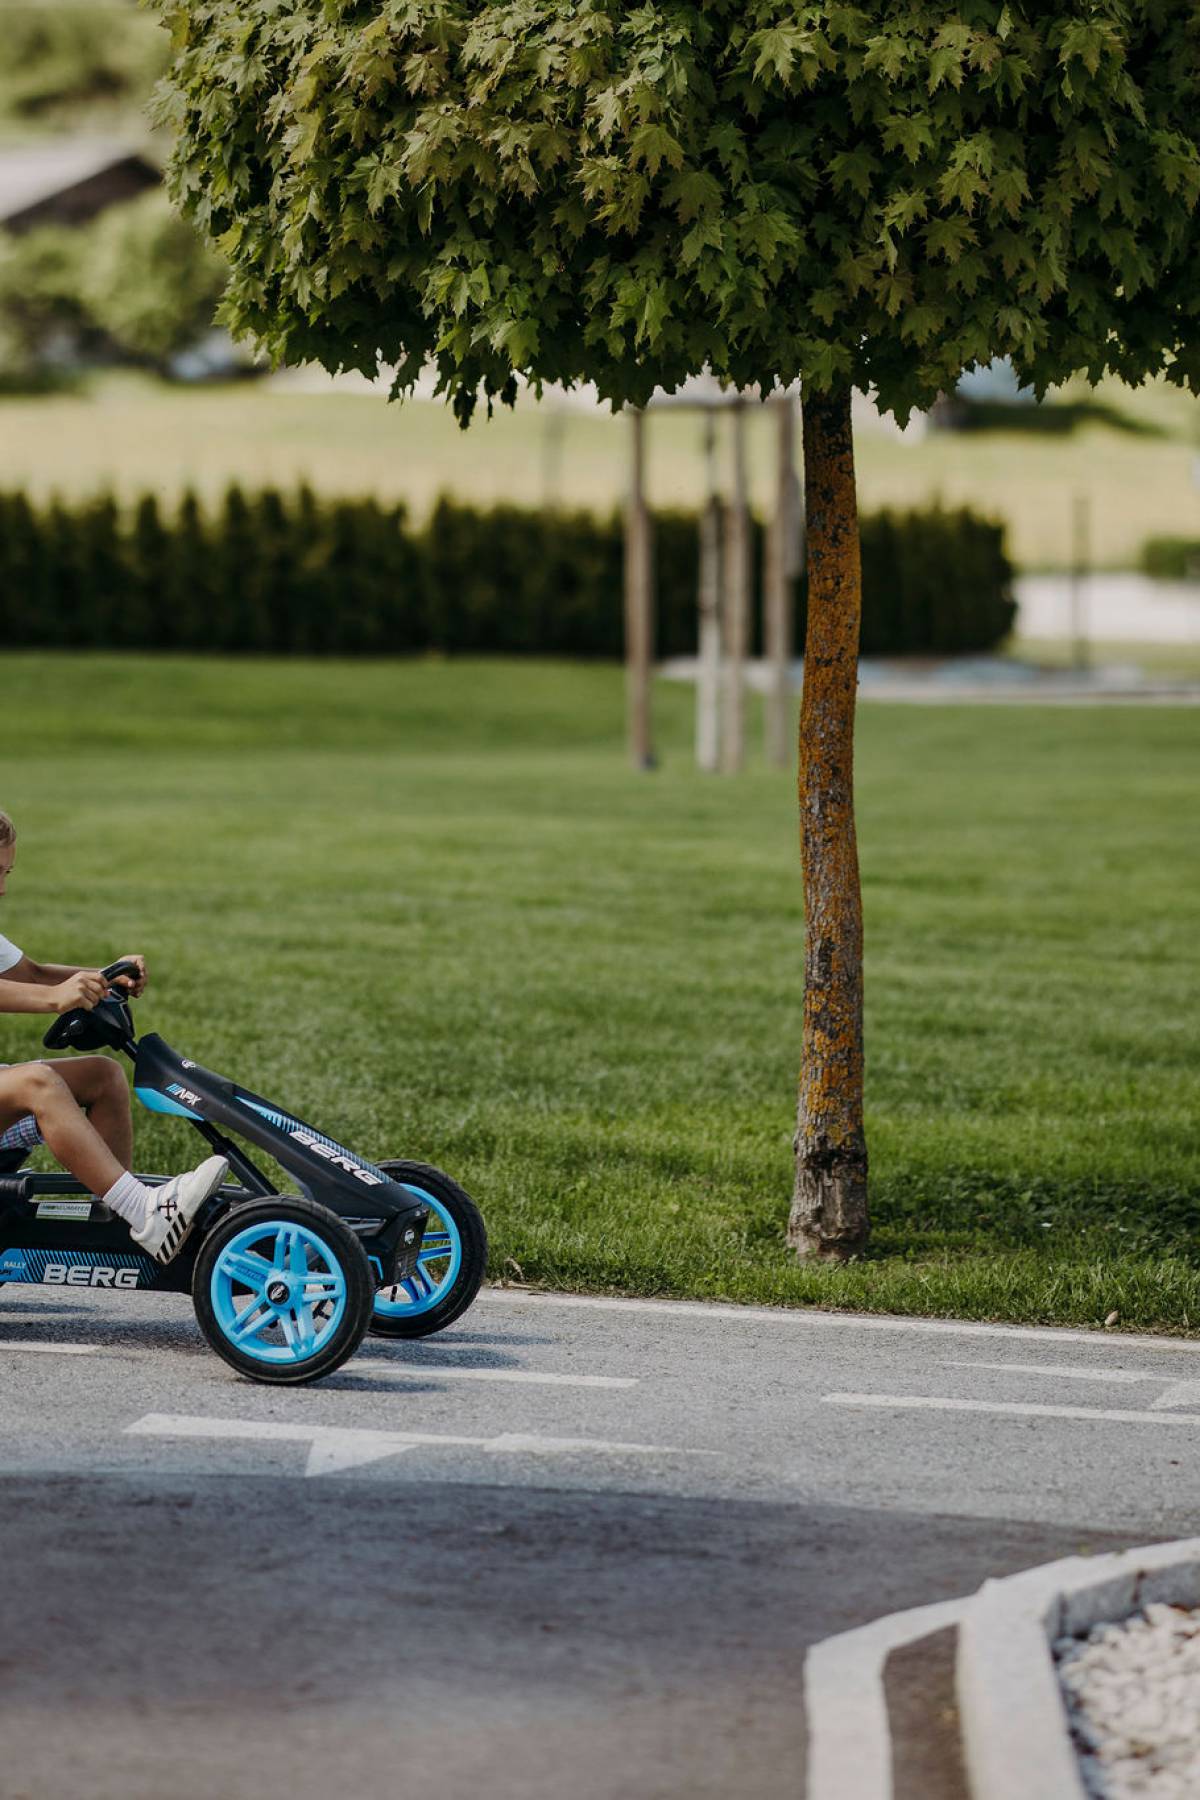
left=484, top=1154, right=1200, bottom=1335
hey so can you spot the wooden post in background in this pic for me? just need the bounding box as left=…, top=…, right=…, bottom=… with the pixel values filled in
left=764, top=393, right=799, bottom=768
left=624, top=407, right=655, bottom=770
left=541, top=402, right=566, bottom=512
left=696, top=409, right=722, bottom=772
left=721, top=398, right=750, bottom=774
left=1070, top=492, right=1090, bottom=673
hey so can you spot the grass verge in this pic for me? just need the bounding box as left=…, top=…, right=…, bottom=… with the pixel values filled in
left=2, top=654, right=1198, bottom=1331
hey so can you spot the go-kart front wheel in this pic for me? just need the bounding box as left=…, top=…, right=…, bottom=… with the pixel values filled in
left=371, top=1160, right=487, bottom=1339
left=193, top=1197, right=374, bottom=1385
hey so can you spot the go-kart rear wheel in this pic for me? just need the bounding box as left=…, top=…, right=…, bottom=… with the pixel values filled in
left=193, top=1197, right=374, bottom=1385
left=371, top=1160, right=487, bottom=1339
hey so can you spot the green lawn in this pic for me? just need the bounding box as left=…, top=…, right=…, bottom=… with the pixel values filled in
left=4, top=369, right=1200, bottom=570
left=3, top=655, right=1199, bottom=1331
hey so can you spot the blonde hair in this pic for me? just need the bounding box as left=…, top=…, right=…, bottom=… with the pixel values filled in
left=0, top=811, right=15, bottom=846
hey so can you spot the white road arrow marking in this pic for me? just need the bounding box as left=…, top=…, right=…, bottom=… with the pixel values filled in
left=1150, top=1380, right=1200, bottom=1410
left=126, top=1414, right=427, bottom=1474
left=483, top=1431, right=688, bottom=1455
left=946, top=1359, right=1200, bottom=1413
left=945, top=1358, right=1152, bottom=1385
left=126, top=1413, right=701, bottom=1477
left=304, top=1433, right=421, bottom=1477
left=824, top=1393, right=1200, bottom=1426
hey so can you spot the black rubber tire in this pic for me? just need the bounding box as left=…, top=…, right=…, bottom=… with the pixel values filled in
left=370, top=1160, right=487, bottom=1339
left=192, top=1195, right=375, bottom=1385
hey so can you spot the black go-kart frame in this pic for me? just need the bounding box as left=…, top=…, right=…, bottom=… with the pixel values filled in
left=0, top=962, right=487, bottom=1384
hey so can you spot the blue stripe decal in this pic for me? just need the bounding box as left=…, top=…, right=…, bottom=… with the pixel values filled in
left=135, top=1086, right=202, bottom=1120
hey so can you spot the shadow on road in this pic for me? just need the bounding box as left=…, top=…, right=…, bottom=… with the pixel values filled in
left=0, top=1474, right=1149, bottom=1800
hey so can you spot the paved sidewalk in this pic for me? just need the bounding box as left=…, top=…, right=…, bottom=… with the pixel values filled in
left=661, top=651, right=1200, bottom=704
left=1016, top=572, right=1200, bottom=645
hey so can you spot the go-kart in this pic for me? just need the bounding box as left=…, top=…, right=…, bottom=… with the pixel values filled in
left=0, top=962, right=486, bottom=1384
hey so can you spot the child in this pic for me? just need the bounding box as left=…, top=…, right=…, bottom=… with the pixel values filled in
left=0, top=808, right=226, bottom=1262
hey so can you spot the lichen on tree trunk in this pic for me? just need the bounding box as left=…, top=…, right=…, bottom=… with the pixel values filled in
left=788, top=381, right=869, bottom=1262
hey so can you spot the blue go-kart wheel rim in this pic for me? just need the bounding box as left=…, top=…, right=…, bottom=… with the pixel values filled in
left=210, top=1220, right=349, bottom=1366
left=374, top=1185, right=462, bottom=1319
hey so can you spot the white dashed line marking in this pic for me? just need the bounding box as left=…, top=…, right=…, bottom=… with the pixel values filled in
left=0, top=1342, right=97, bottom=1356
left=349, top=1361, right=637, bottom=1389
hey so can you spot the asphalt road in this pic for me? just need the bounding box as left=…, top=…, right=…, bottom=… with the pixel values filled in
left=3, top=1285, right=1199, bottom=1799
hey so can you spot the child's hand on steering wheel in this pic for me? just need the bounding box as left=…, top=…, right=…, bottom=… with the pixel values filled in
left=52, top=970, right=108, bottom=1014
left=110, top=954, right=148, bottom=997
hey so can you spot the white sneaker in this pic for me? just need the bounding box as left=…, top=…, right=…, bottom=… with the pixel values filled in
left=131, top=1155, right=229, bottom=1264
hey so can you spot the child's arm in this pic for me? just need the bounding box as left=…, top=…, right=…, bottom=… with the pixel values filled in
left=32, top=952, right=148, bottom=997
left=22, top=959, right=90, bottom=984
left=0, top=958, right=109, bottom=1015
left=1, top=952, right=147, bottom=1000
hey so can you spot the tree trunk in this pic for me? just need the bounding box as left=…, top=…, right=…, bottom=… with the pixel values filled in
left=720, top=399, right=749, bottom=775
left=787, top=382, right=869, bottom=1261
left=624, top=408, right=655, bottom=770
left=696, top=412, right=722, bottom=773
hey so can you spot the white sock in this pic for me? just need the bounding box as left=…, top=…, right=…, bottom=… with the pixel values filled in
left=100, top=1170, right=155, bottom=1228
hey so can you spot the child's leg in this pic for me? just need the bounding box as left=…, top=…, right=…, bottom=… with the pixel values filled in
left=41, top=1055, right=133, bottom=1171
left=0, top=1062, right=227, bottom=1264
left=0, top=1062, right=122, bottom=1196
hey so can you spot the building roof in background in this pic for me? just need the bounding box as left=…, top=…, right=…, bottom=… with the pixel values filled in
left=0, top=138, right=159, bottom=231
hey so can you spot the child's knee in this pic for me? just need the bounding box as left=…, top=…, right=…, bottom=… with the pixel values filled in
left=12, top=1063, right=68, bottom=1112
left=91, top=1057, right=128, bottom=1106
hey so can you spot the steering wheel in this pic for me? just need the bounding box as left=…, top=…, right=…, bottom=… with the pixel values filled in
left=42, top=960, right=141, bottom=1052
left=98, top=959, right=142, bottom=991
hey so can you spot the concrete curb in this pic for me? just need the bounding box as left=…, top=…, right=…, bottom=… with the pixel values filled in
left=956, top=1537, right=1200, bottom=1800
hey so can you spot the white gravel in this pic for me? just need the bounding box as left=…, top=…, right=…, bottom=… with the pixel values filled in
left=1055, top=1604, right=1200, bottom=1798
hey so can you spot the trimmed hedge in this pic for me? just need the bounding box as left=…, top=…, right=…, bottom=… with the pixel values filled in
left=1141, top=535, right=1200, bottom=582
left=0, top=486, right=1015, bottom=657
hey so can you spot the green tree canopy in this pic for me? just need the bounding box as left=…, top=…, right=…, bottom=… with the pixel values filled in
left=154, top=2, right=1200, bottom=419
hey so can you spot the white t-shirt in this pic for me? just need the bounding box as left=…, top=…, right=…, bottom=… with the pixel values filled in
left=0, top=933, right=23, bottom=974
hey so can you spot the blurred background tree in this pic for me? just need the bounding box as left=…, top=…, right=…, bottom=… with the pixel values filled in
left=0, top=223, right=91, bottom=387
left=1, top=1, right=165, bottom=139
left=81, top=189, right=226, bottom=368
left=0, top=2, right=232, bottom=385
